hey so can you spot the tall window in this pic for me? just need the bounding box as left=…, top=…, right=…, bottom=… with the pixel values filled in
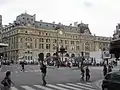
left=65, top=40, right=68, bottom=44
left=30, top=43, right=32, bottom=48
left=76, top=46, right=79, bottom=50
left=25, top=56, right=27, bottom=60
left=25, top=42, right=27, bottom=48
left=39, top=44, right=44, bottom=49
left=53, top=39, right=57, bottom=43
left=60, top=40, right=63, bottom=43
left=85, top=42, right=90, bottom=51
left=39, top=38, right=44, bottom=42
left=71, top=41, right=74, bottom=44
left=53, top=44, right=56, bottom=50
left=76, top=41, right=79, bottom=44
left=25, top=43, right=32, bottom=49
left=31, top=56, right=32, bottom=60
left=28, top=56, right=30, bottom=60
left=46, top=39, right=50, bottom=43
left=35, top=39, right=37, bottom=48
left=46, top=44, right=50, bottom=49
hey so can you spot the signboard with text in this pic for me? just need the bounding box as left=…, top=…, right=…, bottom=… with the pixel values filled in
left=102, top=51, right=111, bottom=59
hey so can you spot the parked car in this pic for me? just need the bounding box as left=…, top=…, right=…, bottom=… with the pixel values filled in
left=102, top=71, right=120, bottom=90
left=2, top=60, right=10, bottom=65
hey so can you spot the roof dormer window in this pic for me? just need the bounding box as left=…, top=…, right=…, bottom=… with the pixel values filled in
left=23, top=18, right=25, bottom=19
left=46, top=25, right=48, bottom=26
left=25, top=31, right=28, bottom=33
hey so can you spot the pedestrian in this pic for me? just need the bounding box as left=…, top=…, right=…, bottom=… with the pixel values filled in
left=80, top=66, right=85, bottom=81
left=85, top=66, right=90, bottom=81
left=21, top=61, right=25, bottom=72
left=0, top=60, right=1, bottom=68
left=1, top=70, right=15, bottom=90
left=103, top=64, right=107, bottom=76
left=40, top=62, right=47, bottom=86
left=108, top=64, right=112, bottom=73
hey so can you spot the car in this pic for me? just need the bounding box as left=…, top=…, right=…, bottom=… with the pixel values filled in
left=102, top=71, right=120, bottom=90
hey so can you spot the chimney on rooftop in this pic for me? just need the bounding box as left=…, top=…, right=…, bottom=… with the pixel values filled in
left=69, top=23, right=72, bottom=26
left=53, top=21, right=55, bottom=24
left=58, top=22, right=61, bottom=25
left=74, top=22, right=78, bottom=27
left=40, top=20, right=42, bottom=22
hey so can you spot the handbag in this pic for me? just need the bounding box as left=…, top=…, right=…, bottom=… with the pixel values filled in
left=1, top=79, right=6, bottom=85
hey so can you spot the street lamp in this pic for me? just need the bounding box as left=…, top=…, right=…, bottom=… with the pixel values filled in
left=55, top=26, right=63, bottom=68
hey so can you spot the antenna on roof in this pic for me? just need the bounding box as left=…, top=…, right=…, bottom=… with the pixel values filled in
left=81, top=20, right=82, bottom=23
left=25, top=10, right=27, bottom=14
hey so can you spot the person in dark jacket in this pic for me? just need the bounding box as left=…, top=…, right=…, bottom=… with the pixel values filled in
left=108, top=65, right=112, bottom=73
left=1, top=70, right=15, bottom=90
left=40, top=62, right=47, bottom=86
left=21, top=62, right=25, bottom=72
left=103, top=65, right=107, bottom=76
left=81, top=66, right=85, bottom=81
left=86, top=66, right=90, bottom=81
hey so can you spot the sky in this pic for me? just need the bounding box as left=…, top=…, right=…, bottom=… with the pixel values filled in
left=0, top=0, right=120, bottom=37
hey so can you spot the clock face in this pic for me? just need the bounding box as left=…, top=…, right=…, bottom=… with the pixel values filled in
left=27, top=23, right=31, bottom=26
left=59, top=31, right=63, bottom=35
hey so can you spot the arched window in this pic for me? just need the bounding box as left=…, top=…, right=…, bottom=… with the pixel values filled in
left=71, top=53, right=75, bottom=58
left=46, top=53, right=51, bottom=58
left=85, top=42, right=90, bottom=51
left=25, top=37, right=32, bottom=41
left=20, top=38, right=23, bottom=42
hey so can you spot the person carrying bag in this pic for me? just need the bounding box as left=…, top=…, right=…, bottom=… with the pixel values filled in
left=1, top=71, right=15, bottom=90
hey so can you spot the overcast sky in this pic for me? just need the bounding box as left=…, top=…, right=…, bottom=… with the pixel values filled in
left=0, top=0, right=120, bottom=37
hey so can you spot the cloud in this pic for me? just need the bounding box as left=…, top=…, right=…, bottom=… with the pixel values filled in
left=0, top=0, right=12, bottom=7
left=84, top=1, right=93, bottom=8
left=1, top=0, right=120, bottom=36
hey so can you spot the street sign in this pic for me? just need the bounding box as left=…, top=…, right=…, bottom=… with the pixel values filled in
left=102, top=51, right=111, bottom=59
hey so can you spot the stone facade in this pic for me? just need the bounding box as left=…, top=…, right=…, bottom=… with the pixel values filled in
left=0, top=13, right=111, bottom=62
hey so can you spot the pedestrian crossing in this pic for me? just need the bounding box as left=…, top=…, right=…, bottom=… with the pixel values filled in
left=9, top=82, right=96, bottom=90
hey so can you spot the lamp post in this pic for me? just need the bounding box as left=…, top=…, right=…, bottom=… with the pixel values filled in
left=55, top=26, right=63, bottom=68
left=59, top=45, right=67, bottom=62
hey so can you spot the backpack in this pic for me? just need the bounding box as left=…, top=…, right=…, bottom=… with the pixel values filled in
left=1, top=78, right=7, bottom=85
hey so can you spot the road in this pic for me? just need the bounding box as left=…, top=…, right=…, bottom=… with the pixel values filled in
left=0, top=65, right=103, bottom=90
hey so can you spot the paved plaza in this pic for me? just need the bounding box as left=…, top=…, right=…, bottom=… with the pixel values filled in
left=0, top=65, right=106, bottom=90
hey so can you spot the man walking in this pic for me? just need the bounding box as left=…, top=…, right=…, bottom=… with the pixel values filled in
left=40, top=62, right=47, bottom=86
left=81, top=66, right=85, bottom=81
left=103, top=64, right=107, bottom=76
left=85, top=66, right=90, bottom=81
left=108, top=64, right=112, bottom=73
left=21, top=61, right=25, bottom=72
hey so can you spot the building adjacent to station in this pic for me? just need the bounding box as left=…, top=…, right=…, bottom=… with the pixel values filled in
left=0, top=13, right=111, bottom=62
